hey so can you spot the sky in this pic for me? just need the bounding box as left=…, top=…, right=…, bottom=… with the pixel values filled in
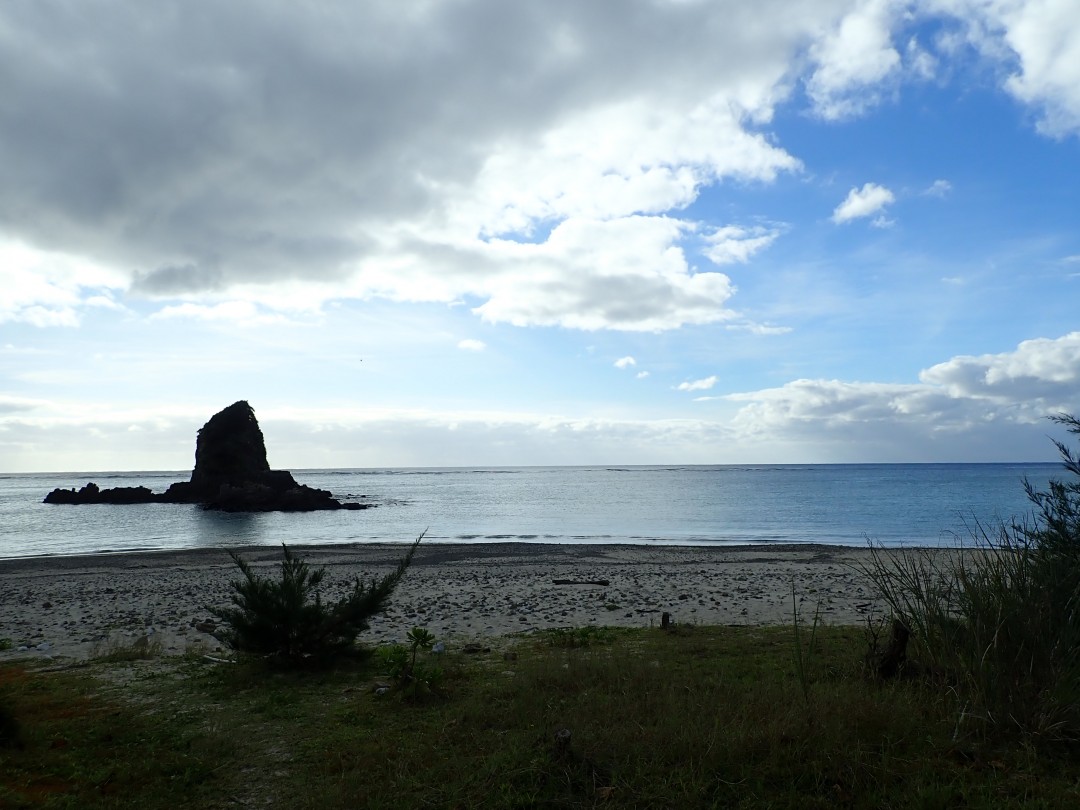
left=2, top=0, right=1080, bottom=472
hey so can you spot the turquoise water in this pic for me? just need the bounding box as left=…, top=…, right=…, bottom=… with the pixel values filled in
left=0, top=463, right=1062, bottom=559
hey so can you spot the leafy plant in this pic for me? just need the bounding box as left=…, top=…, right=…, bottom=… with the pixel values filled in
left=406, top=627, right=436, bottom=670
left=211, top=533, right=424, bottom=664
left=864, top=414, right=1080, bottom=740
left=376, top=644, right=411, bottom=680
left=377, top=627, right=443, bottom=696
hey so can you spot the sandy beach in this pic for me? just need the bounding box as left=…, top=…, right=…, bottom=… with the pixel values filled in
left=1, top=542, right=904, bottom=660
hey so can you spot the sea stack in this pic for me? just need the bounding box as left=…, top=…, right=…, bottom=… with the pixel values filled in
left=193, top=400, right=273, bottom=489
left=44, top=401, right=371, bottom=512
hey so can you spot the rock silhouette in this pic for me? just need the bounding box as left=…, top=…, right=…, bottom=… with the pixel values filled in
left=44, top=401, right=371, bottom=512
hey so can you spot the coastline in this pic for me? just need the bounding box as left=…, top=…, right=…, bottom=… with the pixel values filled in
left=0, top=542, right=924, bottom=661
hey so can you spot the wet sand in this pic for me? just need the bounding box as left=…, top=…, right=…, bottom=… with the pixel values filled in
left=0, top=542, right=903, bottom=660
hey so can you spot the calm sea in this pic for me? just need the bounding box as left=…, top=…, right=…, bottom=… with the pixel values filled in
left=0, top=464, right=1063, bottom=559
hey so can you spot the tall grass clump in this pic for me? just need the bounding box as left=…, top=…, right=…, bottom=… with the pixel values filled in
left=865, top=415, right=1080, bottom=741
left=211, top=533, right=423, bottom=665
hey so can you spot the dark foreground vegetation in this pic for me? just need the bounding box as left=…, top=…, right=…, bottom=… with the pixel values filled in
left=5, top=415, right=1080, bottom=807
left=865, top=414, right=1080, bottom=742
left=2, top=622, right=1079, bottom=809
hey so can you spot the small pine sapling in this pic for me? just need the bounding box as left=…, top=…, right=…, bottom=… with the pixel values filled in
left=211, top=532, right=424, bottom=664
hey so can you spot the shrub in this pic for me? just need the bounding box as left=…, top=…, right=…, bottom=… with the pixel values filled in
left=211, top=533, right=423, bottom=664
left=864, top=415, right=1080, bottom=741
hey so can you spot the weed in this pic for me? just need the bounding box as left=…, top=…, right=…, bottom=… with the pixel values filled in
left=376, top=628, right=444, bottom=697
left=538, top=626, right=622, bottom=648
left=91, top=634, right=163, bottom=662
left=791, top=581, right=821, bottom=703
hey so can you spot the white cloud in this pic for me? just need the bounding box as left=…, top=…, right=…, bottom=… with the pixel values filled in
left=464, top=216, right=737, bottom=331
left=724, top=332, right=1080, bottom=455
left=988, top=0, right=1080, bottom=138
left=636, top=371, right=650, bottom=379
left=905, top=36, right=938, bottom=80
left=727, top=322, right=793, bottom=336
left=932, top=0, right=1080, bottom=137
left=806, top=0, right=902, bottom=120
left=0, top=238, right=127, bottom=327
left=614, top=356, right=637, bottom=369
left=831, top=182, right=896, bottom=223
left=924, top=179, right=953, bottom=197
left=150, top=301, right=290, bottom=328
left=677, top=375, right=718, bottom=392
left=702, top=225, right=782, bottom=265
left=920, top=332, right=1080, bottom=402
left=457, top=339, right=487, bottom=352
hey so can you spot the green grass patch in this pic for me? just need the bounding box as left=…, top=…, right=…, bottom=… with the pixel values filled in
left=2, top=626, right=1079, bottom=808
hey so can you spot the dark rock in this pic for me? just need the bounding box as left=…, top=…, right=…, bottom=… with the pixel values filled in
left=43, top=483, right=158, bottom=505
left=44, top=401, right=376, bottom=513
left=190, top=400, right=271, bottom=490
left=552, top=579, right=610, bottom=586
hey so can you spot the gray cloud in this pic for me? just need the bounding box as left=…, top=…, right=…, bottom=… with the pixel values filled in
left=0, top=0, right=829, bottom=326
left=3, top=1, right=1078, bottom=330
left=132, top=263, right=225, bottom=296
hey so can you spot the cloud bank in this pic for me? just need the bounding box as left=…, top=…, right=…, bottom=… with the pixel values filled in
left=4, top=331, right=1078, bottom=469
left=725, top=332, right=1080, bottom=457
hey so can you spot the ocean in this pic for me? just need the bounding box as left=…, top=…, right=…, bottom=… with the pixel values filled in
left=0, top=463, right=1064, bottom=559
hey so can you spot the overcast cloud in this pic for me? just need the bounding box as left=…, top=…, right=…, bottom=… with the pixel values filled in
left=3, top=0, right=1076, bottom=333
left=2, top=1, right=1080, bottom=468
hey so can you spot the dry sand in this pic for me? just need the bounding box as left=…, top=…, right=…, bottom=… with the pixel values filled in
left=0, top=542, right=904, bottom=661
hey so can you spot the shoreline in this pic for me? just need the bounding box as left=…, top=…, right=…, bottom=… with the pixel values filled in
left=0, top=542, right=921, bottom=661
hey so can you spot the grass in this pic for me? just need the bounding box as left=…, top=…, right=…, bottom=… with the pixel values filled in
left=3, top=625, right=1079, bottom=808
left=861, top=414, right=1080, bottom=743
left=90, top=634, right=165, bottom=663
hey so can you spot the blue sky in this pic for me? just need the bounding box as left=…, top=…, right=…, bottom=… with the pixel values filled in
left=2, top=0, right=1079, bottom=471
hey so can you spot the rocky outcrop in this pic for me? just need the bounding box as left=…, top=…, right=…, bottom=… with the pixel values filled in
left=44, top=483, right=158, bottom=505
left=192, top=400, right=272, bottom=491
left=44, top=401, right=371, bottom=512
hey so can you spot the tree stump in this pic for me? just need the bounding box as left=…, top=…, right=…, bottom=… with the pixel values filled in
left=876, top=618, right=910, bottom=679
left=554, top=728, right=572, bottom=760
